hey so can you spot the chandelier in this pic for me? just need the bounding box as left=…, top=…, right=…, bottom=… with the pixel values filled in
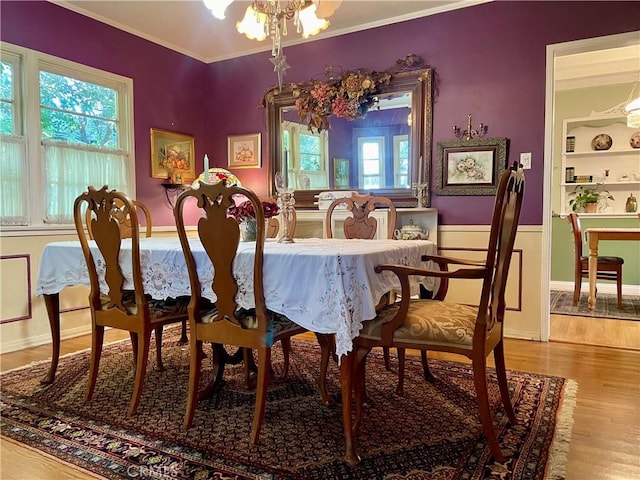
left=203, top=1, right=341, bottom=88
left=625, top=77, right=640, bottom=128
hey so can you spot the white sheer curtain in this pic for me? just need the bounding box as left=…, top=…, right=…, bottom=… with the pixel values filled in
left=43, top=140, right=128, bottom=224
left=0, top=135, right=29, bottom=225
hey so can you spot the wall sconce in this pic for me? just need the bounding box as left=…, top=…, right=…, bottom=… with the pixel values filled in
left=161, top=182, right=187, bottom=208
left=453, top=114, right=487, bottom=140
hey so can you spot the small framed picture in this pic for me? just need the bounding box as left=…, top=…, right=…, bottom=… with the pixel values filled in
left=435, top=137, right=508, bottom=195
left=227, top=133, right=261, bottom=169
left=333, top=158, right=350, bottom=188
left=150, top=128, right=195, bottom=180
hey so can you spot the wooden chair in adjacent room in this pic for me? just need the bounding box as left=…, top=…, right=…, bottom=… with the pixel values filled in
left=174, top=181, right=324, bottom=445
left=74, top=186, right=197, bottom=416
left=86, top=197, right=188, bottom=341
left=566, top=212, right=624, bottom=308
left=351, top=166, right=525, bottom=463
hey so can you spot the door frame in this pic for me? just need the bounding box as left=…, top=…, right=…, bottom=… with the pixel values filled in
left=541, top=31, right=640, bottom=341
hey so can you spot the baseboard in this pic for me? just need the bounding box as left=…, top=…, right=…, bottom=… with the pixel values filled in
left=504, top=327, right=542, bottom=341
left=550, top=281, right=640, bottom=296
left=1, top=325, right=92, bottom=354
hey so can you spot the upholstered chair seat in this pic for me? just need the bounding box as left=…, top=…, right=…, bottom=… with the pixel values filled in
left=358, top=301, right=481, bottom=349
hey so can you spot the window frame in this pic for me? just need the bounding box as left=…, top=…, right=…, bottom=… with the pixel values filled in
left=0, top=42, right=135, bottom=234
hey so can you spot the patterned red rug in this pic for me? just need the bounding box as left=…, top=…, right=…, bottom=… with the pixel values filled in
left=1, top=328, right=576, bottom=479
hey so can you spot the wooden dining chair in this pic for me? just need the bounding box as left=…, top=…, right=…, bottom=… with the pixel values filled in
left=322, top=192, right=398, bottom=380
left=86, top=198, right=188, bottom=341
left=566, top=212, right=623, bottom=308
left=325, top=192, right=397, bottom=240
left=86, top=198, right=153, bottom=239
left=74, top=186, right=198, bottom=416
left=174, top=180, right=319, bottom=446
left=351, top=166, right=525, bottom=463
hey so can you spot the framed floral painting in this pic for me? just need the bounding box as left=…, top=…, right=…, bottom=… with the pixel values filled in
left=228, top=133, right=261, bottom=169
left=150, top=128, right=195, bottom=180
left=435, top=137, right=508, bottom=195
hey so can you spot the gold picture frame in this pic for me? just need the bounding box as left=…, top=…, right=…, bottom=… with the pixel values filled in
left=333, top=158, right=350, bottom=189
left=150, top=128, right=196, bottom=180
left=227, top=133, right=261, bottom=169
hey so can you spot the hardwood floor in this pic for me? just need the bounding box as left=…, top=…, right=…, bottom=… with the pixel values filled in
left=550, top=314, right=640, bottom=350
left=1, top=327, right=639, bottom=480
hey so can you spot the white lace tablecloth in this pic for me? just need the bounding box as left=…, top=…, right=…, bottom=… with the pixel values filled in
left=37, top=237, right=435, bottom=358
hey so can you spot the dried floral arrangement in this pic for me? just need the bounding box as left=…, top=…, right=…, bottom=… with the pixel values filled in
left=269, top=54, right=429, bottom=133
left=228, top=200, right=280, bottom=222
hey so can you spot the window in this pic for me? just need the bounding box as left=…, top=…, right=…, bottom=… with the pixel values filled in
left=282, top=120, right=328, bottom=189
left=357, top=136, right=385, bottom=189
left=393, top=135, right=409, bottom=187
left=0, top=43, right=134, bottom=228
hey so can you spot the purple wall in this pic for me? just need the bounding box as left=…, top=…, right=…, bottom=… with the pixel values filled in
left=2, top=1, right=639, bottom=226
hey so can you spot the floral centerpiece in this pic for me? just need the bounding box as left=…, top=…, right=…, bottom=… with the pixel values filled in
left=228, top=200, right=280, bottom=222
left=228, top=200, right=280, bottom=241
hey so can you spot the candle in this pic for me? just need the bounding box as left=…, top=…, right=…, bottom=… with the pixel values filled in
left=203, top=154, right=209, bottom=182
left=283, top=148, right=289, bottom=189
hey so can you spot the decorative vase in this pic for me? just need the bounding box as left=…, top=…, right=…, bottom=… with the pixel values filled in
left=625, top=193, right=638, bottom=213
left=239, top=218, right=257, bottom=242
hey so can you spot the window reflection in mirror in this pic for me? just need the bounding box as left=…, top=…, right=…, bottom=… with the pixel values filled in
left=280, top=93, right=412, bottom=191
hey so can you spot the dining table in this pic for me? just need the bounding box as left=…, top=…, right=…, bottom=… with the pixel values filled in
left=584, top=227, right=640, bottom=310
left=36, top=235, right=436, bottom=465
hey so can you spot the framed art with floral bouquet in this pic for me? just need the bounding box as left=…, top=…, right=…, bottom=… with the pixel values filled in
left=150, top=128, right=196, bottom=181
left=228, top=133, right=261, bottom=169
left=435, top=137, right=508, bottom=195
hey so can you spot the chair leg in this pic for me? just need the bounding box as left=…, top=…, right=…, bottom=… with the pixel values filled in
left=179, top=319, right=188, bottom=343
left=281, top=337, right=291, bottom=379
left=129, top=332, right=138, bottom=367
left=353, top=346, right=370, bottom=436
left=472, top=357, right=504, bottom=463
left=128, top=329, right=151, bottom=416
left=315, top=333, right=335, bottom=406
left=396, top=347, right=406, bottom=395
left=383, top=347, right=392, bottom=371
left=493, top=342, right=516, bottom=425
left=573, top=274, right=581, bottom=306
left=86, top=324, right=105, bottom=402
left=421, top=350, right=436, bottom=384
left=250, top=347, right=271, bottom=448
left=183, top=339, right=203, bottom=430
left=155, top=326, right=165, bottom=372
left=616, top=268, right=623, bottom=309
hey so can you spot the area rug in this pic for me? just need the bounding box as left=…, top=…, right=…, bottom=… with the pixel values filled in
left=1, top=329, right=576, bottom=479
left=550, top=290, right=640, bottom=321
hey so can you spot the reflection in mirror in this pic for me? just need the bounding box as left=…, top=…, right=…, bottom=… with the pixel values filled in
left=280, top=93, right=412, bottom=191
left=264, top=57, right=434, bottom=208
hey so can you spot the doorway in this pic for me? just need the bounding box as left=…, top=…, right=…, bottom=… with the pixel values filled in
left=543, top=31, right=640, bottom=349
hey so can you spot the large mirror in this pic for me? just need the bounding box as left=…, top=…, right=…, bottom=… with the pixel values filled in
left=264, top=59, right=434, bottom=208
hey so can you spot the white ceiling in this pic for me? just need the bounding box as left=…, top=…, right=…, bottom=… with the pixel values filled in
left=52, top=0, right=491, bottom=63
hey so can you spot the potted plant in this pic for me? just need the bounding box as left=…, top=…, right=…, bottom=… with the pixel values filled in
left=568, top=184, right=614, bottom=213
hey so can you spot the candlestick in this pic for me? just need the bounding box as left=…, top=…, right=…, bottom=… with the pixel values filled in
left=203, top=154, right=210, bottom=182
left=283, top=148, right=289, bottom=189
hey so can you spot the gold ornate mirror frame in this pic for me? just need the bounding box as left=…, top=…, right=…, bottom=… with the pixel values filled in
left=263, top=57, right=434, bottom=208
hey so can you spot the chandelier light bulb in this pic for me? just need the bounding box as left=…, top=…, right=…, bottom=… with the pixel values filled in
left=625, top=96, right=640, bottom=128
left=236, top=5, right=268, bottom=41
left=203, top=0, right=234, bottom=19
left=298, top=4, right=329, bottom=38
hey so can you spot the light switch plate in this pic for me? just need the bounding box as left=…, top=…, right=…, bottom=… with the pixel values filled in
left=520, top=152, right=532, bottom=169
